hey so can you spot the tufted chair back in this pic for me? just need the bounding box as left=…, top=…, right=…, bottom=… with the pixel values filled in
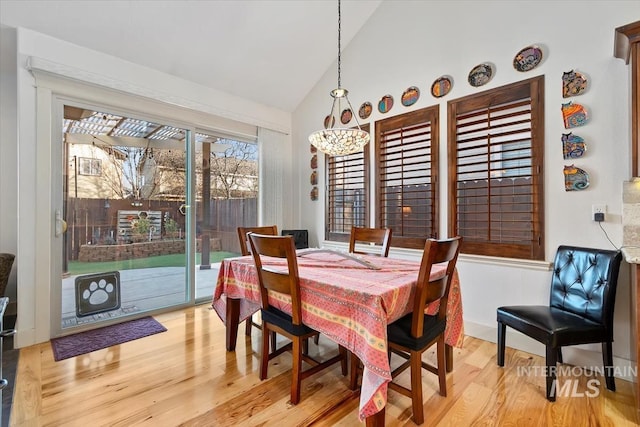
left=549, top=246, right=622, bottom=335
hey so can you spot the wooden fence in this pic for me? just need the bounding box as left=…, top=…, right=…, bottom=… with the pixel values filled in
left=66, top=198, right=257, bottom=260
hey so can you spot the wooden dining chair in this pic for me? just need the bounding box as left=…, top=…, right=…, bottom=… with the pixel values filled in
left=248, top=233, right=348, bottom=404
left=348, top=226, right=392, bottom=257
left=350, top=236, right=461, bottom=425
left=237, top=225, right=278, bottom=338
left=237, top=225, right=278, bottom=256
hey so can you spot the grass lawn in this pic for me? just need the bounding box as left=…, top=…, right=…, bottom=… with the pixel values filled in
left=68, top=251, right=239, bottom=275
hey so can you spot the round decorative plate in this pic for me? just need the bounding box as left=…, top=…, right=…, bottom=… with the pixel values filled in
left=431, top=76, right=453, bottom=98
left=359, top=102, right=372, bottom=119
left=401, top=86, right=420, bottom=106
left=378, top=95, right=394, bottom=113
left=310, top=144, right=317, bottom=154
left=340, top=108, right=353, bottom=124
left=513, top=45, right=543, bottom=72
left=324, top=115, right=335, bottom=129
left=468, top=63, right=494, bottom=87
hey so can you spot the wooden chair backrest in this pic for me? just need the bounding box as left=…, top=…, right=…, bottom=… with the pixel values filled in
left=410, top=237, right=462, bottom=338
left=348, top=226, right=392, bottom=257
left=248, top=233, right=303, bottom=325
left=237, top=225, right=278, bottom=255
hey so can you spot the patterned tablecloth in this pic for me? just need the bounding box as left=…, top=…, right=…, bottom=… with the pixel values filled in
left=212, top=249, right=464, bottom=421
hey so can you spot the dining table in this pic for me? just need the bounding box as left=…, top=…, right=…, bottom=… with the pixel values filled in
left=211, top=248, right=464, bottom=425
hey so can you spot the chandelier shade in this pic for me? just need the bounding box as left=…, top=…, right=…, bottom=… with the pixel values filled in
left=308, top=0, right=370, bottom=157
left=308, top=127, right=370, bottom=157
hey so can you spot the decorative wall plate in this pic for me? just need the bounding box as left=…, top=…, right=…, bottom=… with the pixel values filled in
left=431, top=76, right=453, bottom=98
left=359, top=102, right=372, bottom=119
left=340, top=108, right=353, bottom=124
left=561, top=133, right=586, bottom=159
left=310, top=170, right=318, bottom=185
left=513, top=45, right=543, bottom=72
left=468, top=63, right=494, bottom=87
left=563, top=165, right=590, bottom=191
left=562, top=70, right=588, bottom=98
left=310, top=154, right=317, bottom=169
left=378, top=95, right=394, bottom=113
left=401, top=86, right=420, bottom=106
left=324, top=115, right=335, bottom=129
left=561, top=102, right=589, bottom=129
left=310, top=144, right=317, bottom=154
left=310, top=187, right=318, bottom=201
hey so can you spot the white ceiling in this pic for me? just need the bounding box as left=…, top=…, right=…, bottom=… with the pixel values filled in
left=0, top=0, right=382, bottom=113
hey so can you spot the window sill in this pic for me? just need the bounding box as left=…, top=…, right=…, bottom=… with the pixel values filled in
left=322, top=240, right=553, bottom=271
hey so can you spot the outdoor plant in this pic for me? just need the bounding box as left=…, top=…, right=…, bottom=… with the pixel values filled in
left=131, top=217, right=151, bottom=236
left=164, top=217, right=179, bottom=234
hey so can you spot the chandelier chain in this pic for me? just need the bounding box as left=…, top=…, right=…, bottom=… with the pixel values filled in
left=337, top=0, right=341, bottom=89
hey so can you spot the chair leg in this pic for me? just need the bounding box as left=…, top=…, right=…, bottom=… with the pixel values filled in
left=270, top=331, right=277, bottom=353
left=545, top=346, right=558, bottom=402
left=602, top=341, right=616, bottom=391
left=557, top=347, right=563, bottom=364
left=437, top=337, right=447, bottom=397
left=497, top=321, right=506, bottom=366
left=410, top=350, right=424, bottom=425
left=245, top=315, right=252, bottom=336
left=291, top=337, right=303, bottom=405
left=259, top=324, right=270, bottom=380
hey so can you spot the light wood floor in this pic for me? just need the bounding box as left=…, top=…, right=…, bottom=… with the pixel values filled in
left=9, top=305, right=640, bottom=426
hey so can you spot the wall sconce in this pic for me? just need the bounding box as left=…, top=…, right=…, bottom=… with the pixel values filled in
left=402, top=206, right=412, bottom=215
left=131, top=201, right=143, bottom=207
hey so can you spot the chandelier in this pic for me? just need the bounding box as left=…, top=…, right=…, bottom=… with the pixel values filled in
left=308, top=0, right=370, bottom=156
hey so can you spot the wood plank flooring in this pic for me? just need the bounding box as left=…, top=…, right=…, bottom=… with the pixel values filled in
left=9, top=305, right=640, bottom=426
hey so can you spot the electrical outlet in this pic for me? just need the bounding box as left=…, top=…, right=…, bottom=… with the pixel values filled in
left=592, top=204, right=607, bottom=221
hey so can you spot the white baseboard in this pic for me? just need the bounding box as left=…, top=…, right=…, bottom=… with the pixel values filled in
left=464, top=321, right=637, bottom=383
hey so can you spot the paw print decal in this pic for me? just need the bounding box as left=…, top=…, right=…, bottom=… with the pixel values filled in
left=83, top=278, right=115, bottom=306
left=75, top=271, right=121, bottom=317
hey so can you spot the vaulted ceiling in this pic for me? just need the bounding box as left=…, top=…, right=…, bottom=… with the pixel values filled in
left=0, top=0, right=382, bottom=112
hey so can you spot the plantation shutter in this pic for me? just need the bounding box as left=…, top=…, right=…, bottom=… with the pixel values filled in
left=376, top=107, right=439, bottom=249
left=325, top=125, right=369, bottom=242
left=448, top=76, right=544, bottom=260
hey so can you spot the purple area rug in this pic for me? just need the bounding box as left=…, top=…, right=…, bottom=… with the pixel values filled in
left=51, top=316, right=167, bottom=361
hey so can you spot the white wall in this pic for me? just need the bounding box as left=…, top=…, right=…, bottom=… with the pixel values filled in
left=0, top=26, right=294, bottom=347
left=293, top=1, right=640, bottom=377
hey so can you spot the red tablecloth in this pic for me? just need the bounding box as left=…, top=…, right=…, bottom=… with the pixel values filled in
left=212, top=250, right=464, bottom=421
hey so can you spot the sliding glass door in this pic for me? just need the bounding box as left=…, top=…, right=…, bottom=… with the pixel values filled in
left=57, top=103, right=193, bottom=331
left=52, top=100, right=259, bottom=335
left=194, top=132, right=258, bottom=301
